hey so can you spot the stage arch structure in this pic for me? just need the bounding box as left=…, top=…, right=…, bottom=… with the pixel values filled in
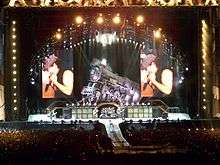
left=26, top=13, right=190, bottom=121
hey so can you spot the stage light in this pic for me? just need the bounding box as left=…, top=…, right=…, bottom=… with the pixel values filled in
left=202, top=77, right=205, bottom=80
left=113, top=14, right=121, bottom=24
left=12, top=42, right=16, bottom=46
left=203, top=99, right=206, bottom=102
left=202, top=70, right=205, bottom=73
left=13, top=71, right=17, bottom=75
left=12, top=49, right=16, bottom=53
left=13, top=93, right=16, bottom=96
left=203, top=106, right=206, bottom=109
left=55, top=32, right=62, bottom=40
left=13, top=99, right=17, bottom=103
left=185, top=67, right=189, bottom=71
left=12, top=56, right=16, bottom=60
left=196, top=128, right=199, bottom=131
left=136, top=15, right=144, bottom=24
left=13, top=64, right=16, bottom=67
left=96, top=15, right=104, bottom=24
left=153, top=28, right=162, bottom=39
left=12, top=35, right=16, bottom=39
left=203, top=91, right=206, bottom=95
left=202, top=48, right=206, bottom=55
left=181, top=76, right=184, bottom=80
left=202, top=63, right=205, bottom=67
left=13, top=86, right=16, bottom=89
left=12, top=21, right=16, bottom=25
left=178, top=79, right=183, bottom=84
left=101, top=58, right=107, bottom=66
left=12, top=28, right=16, bottom=32
left=13, top=107, right=17, bottom=110
left=202, top=84, right=206, bottom=87
left=75, top=16, right=83, bottom=24
left=188, top=128, right=191, bottom=131
left=57, top=28, right=61, bottom=32
left=13, top=78, right=16, bottom=82
left=211, top=128, right=214, bottom=131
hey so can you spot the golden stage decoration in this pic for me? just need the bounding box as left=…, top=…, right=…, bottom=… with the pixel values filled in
left=8, top=0, right=220, bottom=7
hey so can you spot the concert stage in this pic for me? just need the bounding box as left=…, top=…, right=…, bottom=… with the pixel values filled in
left=4, top=7, right=212, bottom=122
left=1, top=2, right=220, bottom=163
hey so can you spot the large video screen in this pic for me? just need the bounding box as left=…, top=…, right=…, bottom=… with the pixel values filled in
left=41, top=50, right=74, bottom=98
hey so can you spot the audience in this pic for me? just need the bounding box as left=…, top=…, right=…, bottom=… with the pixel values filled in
left=0, top=120, right=220, bottom=162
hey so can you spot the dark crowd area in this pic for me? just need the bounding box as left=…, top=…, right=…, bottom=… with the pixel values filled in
left=120, top=120, right=220, bottom=160
left=0, top=120, right=220, bottom=164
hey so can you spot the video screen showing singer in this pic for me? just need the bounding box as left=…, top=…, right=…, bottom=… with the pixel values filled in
left=42, top=54, right=74, bottom=98
left=140, top=51, right=173, bottom=97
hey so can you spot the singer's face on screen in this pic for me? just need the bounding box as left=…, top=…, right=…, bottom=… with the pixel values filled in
left=147, top=62, right=158, bottom=73
left=48, top=63, right=60, bottom=75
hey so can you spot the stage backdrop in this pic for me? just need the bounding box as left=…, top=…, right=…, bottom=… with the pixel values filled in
left=4, top=8, right=202, bottom=119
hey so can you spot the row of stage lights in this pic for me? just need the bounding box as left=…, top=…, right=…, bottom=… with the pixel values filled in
left=11, top=20, right=18, bottom=112
left=74, top=14, right=145, bottom=25
left=54, top=14, right=162, bottom=41
left=201, top=20, right=208, bottom=111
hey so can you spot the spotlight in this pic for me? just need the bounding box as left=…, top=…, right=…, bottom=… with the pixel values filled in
left=136, top=15, right=144, bottom=24
left=96, top=15, right=104, bottom=24
left=75, top=16, right=83, bottom=24
left=113, top=14, right=121, bottom=24
left=101, top=58, right=107, bottom=66
left=178, top=79, right=183, bottom=84
left=153, top=28, right=162, bottom=39
left=55, top=32, right=62, bottom=40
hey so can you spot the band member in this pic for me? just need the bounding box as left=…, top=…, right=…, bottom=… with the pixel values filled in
left=140, top=52, right=173, bottom=97
left=42, top=54, right=74, bottom=98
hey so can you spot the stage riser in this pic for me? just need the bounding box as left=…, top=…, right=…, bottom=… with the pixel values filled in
left=57, top=107, right=156, bottom=119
